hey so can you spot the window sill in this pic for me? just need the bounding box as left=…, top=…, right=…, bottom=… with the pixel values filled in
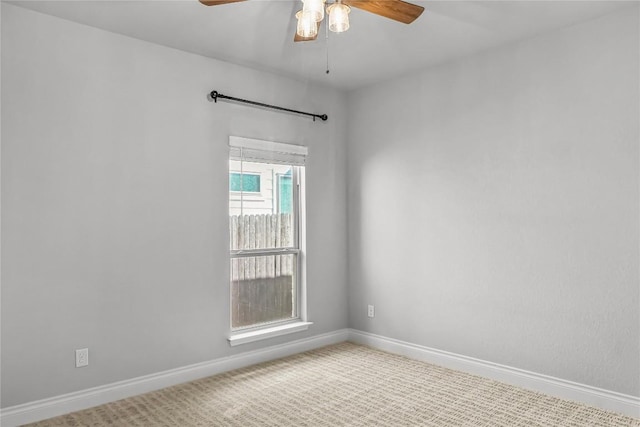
left=228, top=321, right=313, bottom=347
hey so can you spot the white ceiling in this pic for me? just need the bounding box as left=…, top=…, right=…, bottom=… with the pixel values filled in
left=7, top=0, right=634, bottom=90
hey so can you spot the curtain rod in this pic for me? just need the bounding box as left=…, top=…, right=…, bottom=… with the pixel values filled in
left=209, top=91, right=328, bottom=122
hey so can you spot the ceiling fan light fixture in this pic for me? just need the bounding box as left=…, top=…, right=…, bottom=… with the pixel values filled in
left=296, top=10, right=318, bottom=38
left=327, top=2, right=350, bottom=33
left=302, top=0, right=325, bottom=22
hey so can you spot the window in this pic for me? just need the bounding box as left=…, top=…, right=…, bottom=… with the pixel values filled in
left=229, top=172, right=261, bottom=193
left=278, top=171, right=293, bottom=214
left=228, top=137, right=309, bottom=344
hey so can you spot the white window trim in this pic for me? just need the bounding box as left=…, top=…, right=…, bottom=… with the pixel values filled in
left=228, top=321, right=313, bottom=346
left=228, top=136, right=309, bottom=346
left=229, top=136, right=308, bottom=156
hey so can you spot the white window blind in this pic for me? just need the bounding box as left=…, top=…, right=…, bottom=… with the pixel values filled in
left=229, top=136, right=308, bottom=166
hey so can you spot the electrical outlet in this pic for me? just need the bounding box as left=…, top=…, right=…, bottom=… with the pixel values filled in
left=75, top=348, right=89, bottom=368
left=367, top=304, right=375, bottom=318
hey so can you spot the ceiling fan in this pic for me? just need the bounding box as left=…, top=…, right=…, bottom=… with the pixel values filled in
left=199, top=0, right=424, bottom=42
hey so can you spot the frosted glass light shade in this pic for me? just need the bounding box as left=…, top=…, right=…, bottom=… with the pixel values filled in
left=302, top=0, right=325, bottom=22
left=327, top=2, right=350, bottom=33
left=296, top=10, right=318, bottom=38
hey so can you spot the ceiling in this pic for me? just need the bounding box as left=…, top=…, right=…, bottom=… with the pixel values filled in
left=7, top=0, right=634, bottom=90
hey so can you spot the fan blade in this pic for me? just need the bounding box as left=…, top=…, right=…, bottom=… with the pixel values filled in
left=199, top=0, right=246, bottom=5
left=343, top=0, right=424, bottom=24
left=294, top=22, right=321, bottom=42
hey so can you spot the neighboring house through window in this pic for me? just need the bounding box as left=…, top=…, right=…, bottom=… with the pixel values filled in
left=229, top=172, right=261, bottom=193
left=278, top=170, right=292, bottom=214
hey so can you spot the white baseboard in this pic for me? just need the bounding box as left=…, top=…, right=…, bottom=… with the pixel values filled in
left=3, top=328, right=638, bottom=426
left=348, top=329, right=640, bottom=419
left=0, top=329, right=349, bottom=427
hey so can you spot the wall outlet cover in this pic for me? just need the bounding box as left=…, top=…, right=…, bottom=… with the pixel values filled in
left=75, top=348, right=89, bottom=368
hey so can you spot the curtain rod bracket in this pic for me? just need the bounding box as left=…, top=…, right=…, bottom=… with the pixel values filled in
left=208, top=90, right=327, bottom=122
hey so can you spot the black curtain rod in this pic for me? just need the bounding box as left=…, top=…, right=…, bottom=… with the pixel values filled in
left=209, top=90, right=328, bottom=122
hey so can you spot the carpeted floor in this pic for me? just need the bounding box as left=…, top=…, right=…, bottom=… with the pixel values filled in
left=26, top=342, right=640, bottom=426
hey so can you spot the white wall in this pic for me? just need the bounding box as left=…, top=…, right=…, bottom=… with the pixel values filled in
left=1, top=3, right=348, bottom=407
left=347, top=6, right=639, bottom=396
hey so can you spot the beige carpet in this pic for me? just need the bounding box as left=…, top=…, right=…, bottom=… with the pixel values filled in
left=26, top=342, right=640, bottom=427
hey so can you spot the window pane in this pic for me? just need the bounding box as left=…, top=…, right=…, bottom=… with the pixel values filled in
left=229, top=173, right=260, bottom=192
left=231, top=254, right=297, bottom=329
left=229, top=160, right=295, bottom=250
left=278, top=173, right=293, bottom=214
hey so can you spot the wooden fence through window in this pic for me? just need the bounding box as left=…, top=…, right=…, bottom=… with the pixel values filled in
left=230, top=213, right=295, bottom=328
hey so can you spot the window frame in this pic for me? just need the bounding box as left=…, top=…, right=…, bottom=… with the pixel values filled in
left=227, top=136, right=310, bottom=345
left=229, top=166, right=301, bottom=331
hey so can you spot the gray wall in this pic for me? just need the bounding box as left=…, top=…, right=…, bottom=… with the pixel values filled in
left=1, top=4, right=348, bottom=407
left=3, top=0, right=639, bottom=410
left=347, top=6, right=639, bottom=396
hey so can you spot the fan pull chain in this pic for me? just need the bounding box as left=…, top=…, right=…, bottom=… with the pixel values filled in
left=325, top=15, right=330, bottom=74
